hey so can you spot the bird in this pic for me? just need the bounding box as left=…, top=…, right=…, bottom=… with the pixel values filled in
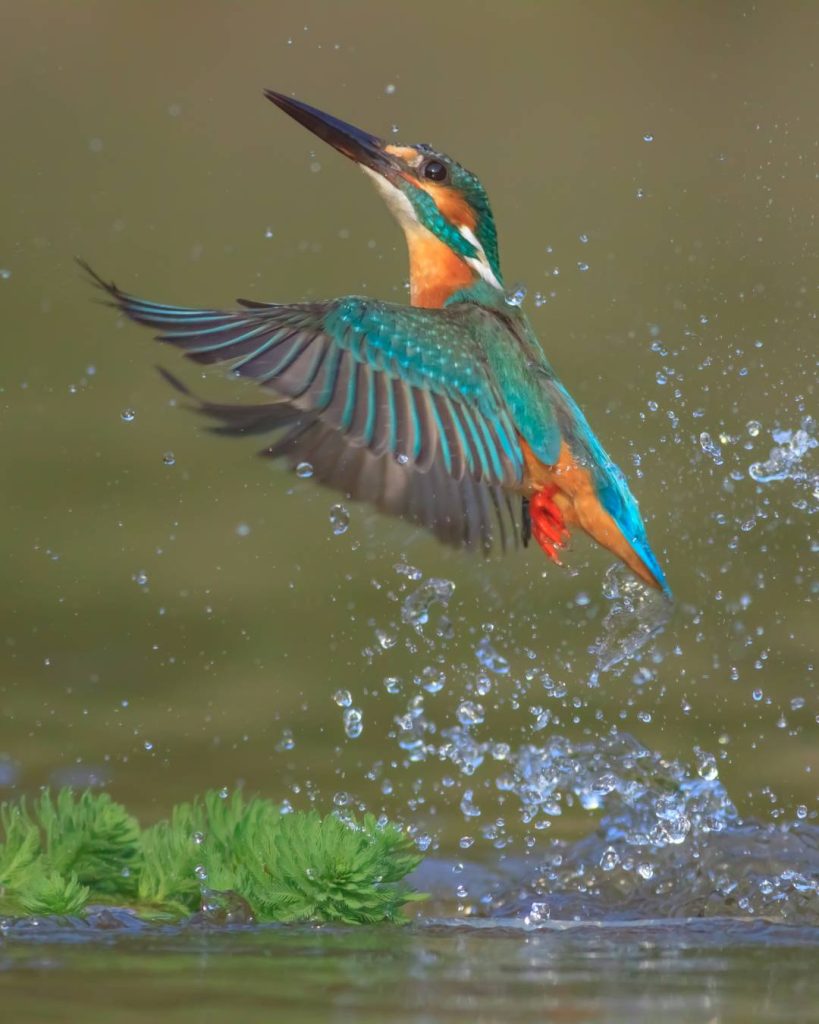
left=83, top=90, right=670, bottom=596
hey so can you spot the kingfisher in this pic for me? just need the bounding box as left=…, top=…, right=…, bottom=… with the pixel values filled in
left=84, top=90, right=670, bottom=595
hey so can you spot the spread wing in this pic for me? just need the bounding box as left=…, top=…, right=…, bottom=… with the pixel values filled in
left=85, top=264, right=526, bottom=551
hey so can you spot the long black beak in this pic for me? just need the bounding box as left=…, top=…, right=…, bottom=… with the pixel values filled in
left=264, top=90, right=394, bottom=178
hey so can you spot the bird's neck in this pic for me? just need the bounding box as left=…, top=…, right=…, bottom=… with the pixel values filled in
left=404, top=225, right=479, bottom=308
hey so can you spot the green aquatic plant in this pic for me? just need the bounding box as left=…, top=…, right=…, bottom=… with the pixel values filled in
left=0, top=788, right=425, bottom=924
left=237, top=810, right=426, bottom=924
left=20, top=868, right=90, bottom=917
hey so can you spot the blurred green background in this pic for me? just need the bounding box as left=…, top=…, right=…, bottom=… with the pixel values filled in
left=1, top=0, right=816, bottom=848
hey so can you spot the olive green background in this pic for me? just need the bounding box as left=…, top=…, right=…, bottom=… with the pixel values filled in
left=1, top=0, right=816, bottom=849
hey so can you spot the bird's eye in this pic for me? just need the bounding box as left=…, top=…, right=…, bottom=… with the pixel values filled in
left=423, top=160, right=448, bottom=182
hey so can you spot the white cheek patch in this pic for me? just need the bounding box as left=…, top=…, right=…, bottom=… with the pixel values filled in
left=458, top=225, right=503, bottom=291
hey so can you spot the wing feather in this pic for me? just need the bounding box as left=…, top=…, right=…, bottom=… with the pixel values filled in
left=85, top=265, right=525, bottom=490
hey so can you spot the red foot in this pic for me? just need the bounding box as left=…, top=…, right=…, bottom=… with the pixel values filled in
left=531, top=486, right=569, bottom=564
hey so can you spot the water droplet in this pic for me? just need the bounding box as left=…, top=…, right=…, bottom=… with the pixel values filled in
left=504, top=284, right=527, bottom=307
left=121, top=408, right=136, bottom=422
left=329, top=504, right=349, bottom=535
left=460, top=789, right=481, bottom=818
left=524, top=901, right=550, bottom=926
left=401, top=577, right=454, bottom=627
left=695, top=748, right=719, bottom=781
left=264, top=227, right=274, bottom=239
left=390, top=123, right=400, bottom=135
left=333, top=689, right=352, bottom=707
left=579, top=233, right=589, bottom=244
left=132, top=570, right=148, bottom=586
left=295, top=461, right=313, bottom=478
left=192, top=831, right=205, bottom=846
left=746, top=420, right=762, bottom=438
left=0, top=269, right=11, bottom=281
left=456, top=701, right=485, bottom=726
left=577, top=261, right=589, bottom=272
left=235, top=523, right=251, bottom=537
left=375, top=628, right=396, bottom=650
left=642, top=132, right=655, bottom=143
left=162, top=451, right=175, bottom=466
left=415, top=833, right=432, bottom=852
left=419, top=666, right=445, bottom=693
left=343, top=707, right=363, bottom=738
left=475, top=635, right=509, bottom=674
left=594, top=773, right=617, bottom=796
left=143, top=740, right=154, bottom=752
left=600, top=846, right=620, bottom=871
left=385, top=83, right=396, bottom=95
left=699, top=431, right=723, bottom=465
left=635, top=187, right=646, bottom=199
left=275, top=728, right=295, bottom=752
left=194, top=864, right=208, bottom=882
left=476, top=674, right=492, bottom=697
left=383, top=676, right=401, bottom=695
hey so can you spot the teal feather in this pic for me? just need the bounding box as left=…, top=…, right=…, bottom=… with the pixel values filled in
left=456, top=402, right=491, bottom=480
left=339, top=361, right=358, bottom=432
left=404, top=388, right=422, bottom=462
left=443, top=396, right=474, bottom=474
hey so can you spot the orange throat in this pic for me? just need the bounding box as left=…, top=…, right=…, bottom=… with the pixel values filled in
left=405, top=227, right=477, bottom=308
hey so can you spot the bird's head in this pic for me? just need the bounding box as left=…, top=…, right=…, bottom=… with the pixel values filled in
left=266, top=91, right=503, bottom=308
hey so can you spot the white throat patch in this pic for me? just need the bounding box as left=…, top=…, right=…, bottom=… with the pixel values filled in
left=360, top=166, right=419, bottom=227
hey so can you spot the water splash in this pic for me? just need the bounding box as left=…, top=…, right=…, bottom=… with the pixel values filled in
left=503, top=730, right=736, bottom=839
left=749, top=418, right=818, bottom=509
left=587, top=565, right=672, bottom=683
left=346, top=542, right=812, bottom=925
left=401, top=577, right=455, bottom=628
left=494, top=739, right=819, bottom=924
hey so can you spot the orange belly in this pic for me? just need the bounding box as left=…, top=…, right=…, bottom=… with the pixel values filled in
left=519, top=438, right=662, bottom=590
